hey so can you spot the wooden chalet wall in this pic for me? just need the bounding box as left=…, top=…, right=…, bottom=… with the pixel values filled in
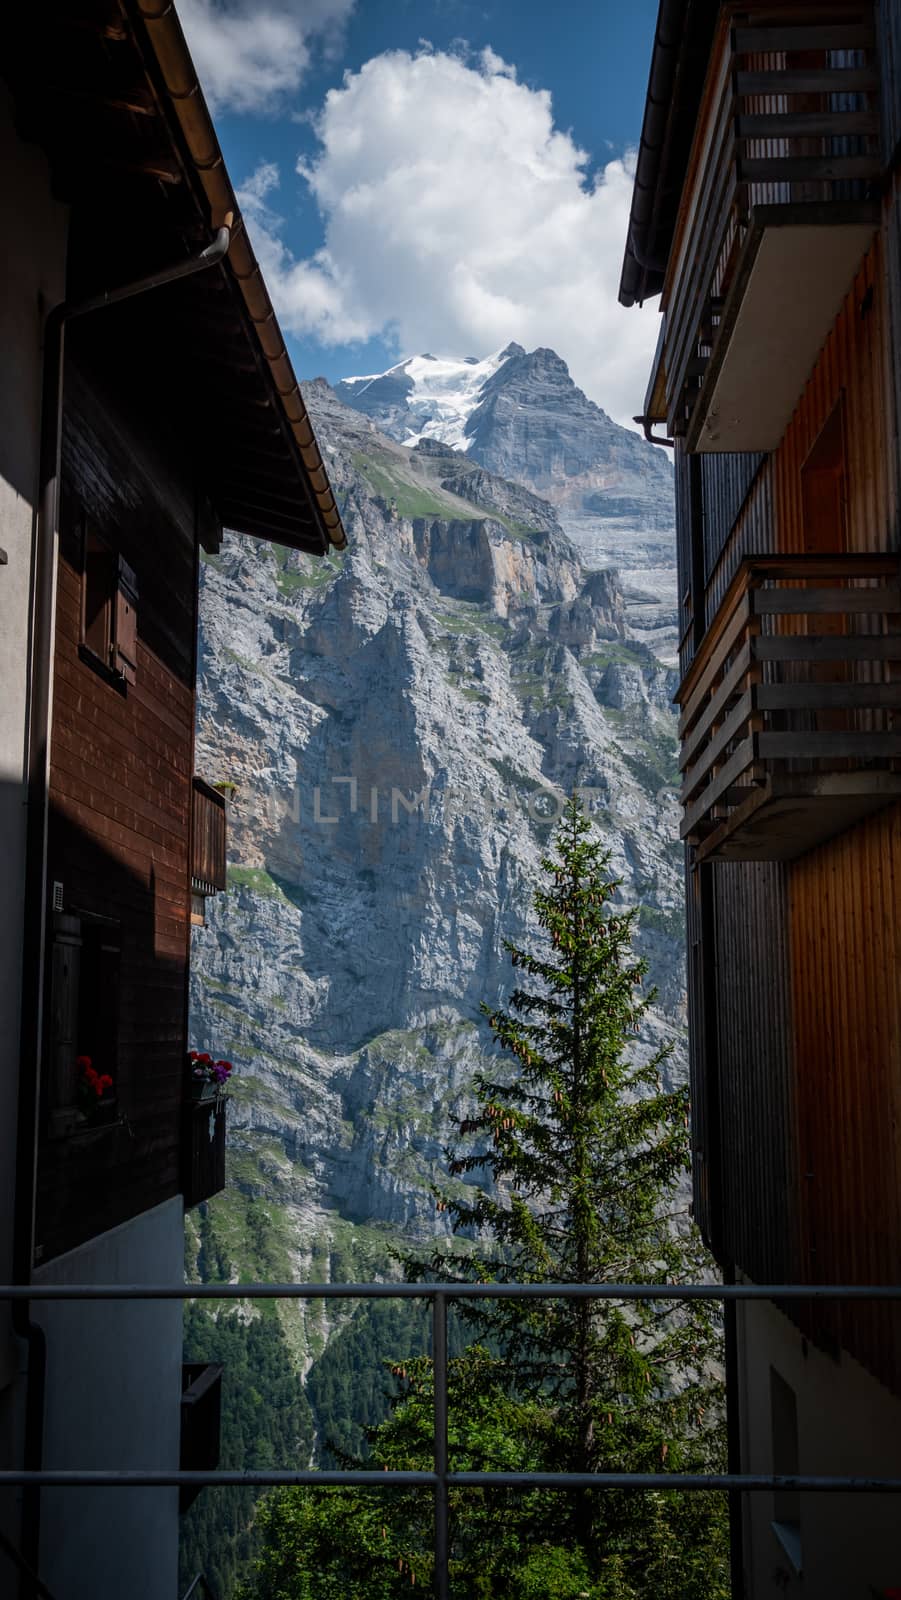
left=680, top=221, right=901, bottom=1388
left=36, top=339, right=198, bottom=1263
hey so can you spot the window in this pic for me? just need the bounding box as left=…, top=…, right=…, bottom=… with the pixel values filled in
left=80, top=518, right=138, bottom=685
left=770, top=1366, right=802, bottom=1573
left=48, top=909, right=121, bottom=1132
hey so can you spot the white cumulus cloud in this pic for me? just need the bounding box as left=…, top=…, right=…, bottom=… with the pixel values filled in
left=180, top=0, right=356, bottom=115
left=238, top=47, right=658, bottom=424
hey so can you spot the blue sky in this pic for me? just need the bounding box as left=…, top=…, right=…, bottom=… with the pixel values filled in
left=179, top=0, right=662, bottom=421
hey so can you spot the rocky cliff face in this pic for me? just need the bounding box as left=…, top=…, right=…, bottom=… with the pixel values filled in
left=188, top=377, right=684, bottom=1366
left=338, top=343, right=678, bottom=662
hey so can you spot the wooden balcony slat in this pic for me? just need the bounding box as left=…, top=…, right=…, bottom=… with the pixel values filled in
left=756, top=682, right=901, bottom=711
left=733, top=23, right=875, bottom=52
left=679, top=591, right=754, bottom=735
left=679, top=640, right=754, bottom=764
left=681, top=689, right=754, bottom=792
left=753, top=632, right=901, bottom=662
left=753, top=585, right=901, bottom=615
left=681, top=739, right=757, bottom=839
left=736, top=67, right=878, bottom=95
left=758, top=732, right=901, bottom=759
left=738, top=155, right=881, bottom=184
left=737, top=111, right=879, bottom=140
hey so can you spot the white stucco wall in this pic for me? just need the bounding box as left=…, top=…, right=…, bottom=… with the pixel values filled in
left=33, top=1197, right=184, bottom=1600
left=0, top=79, right=68, bottom=1572
left=736, top=1294, right=901, bottom=1598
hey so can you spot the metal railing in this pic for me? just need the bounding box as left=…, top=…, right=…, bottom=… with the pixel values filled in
left=4, top=1279, right=901, bottom=1600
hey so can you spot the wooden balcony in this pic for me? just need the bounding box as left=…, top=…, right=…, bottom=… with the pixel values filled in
left=664, top=11, right=880, bottom=451
left=191, top=777, right=227, bottom=924
left=182, top=1095, right=228, bottom=1207
left=677, top=556, right=901, bottom=861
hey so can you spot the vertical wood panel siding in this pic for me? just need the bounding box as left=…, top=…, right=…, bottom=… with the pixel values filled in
left=788, top=804, right=901, bottom=1393
left=772, top=242, right=891, bottom=556
left=712, top=861, right=798, bottom=1285
left=37, top=354, right=198, bottom=1262
left=686, top=860, right=711, bottom=1240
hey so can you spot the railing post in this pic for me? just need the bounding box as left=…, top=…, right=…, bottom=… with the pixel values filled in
left=432, top=1291, right=449, bottom=1600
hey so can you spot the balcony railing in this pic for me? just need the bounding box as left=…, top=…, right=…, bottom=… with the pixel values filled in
left=191, top=777, right=227, bottom=924
left=664, top=11, right=881, bottom=450
left=181, top=1094, right=228, bottom=1207
left=3, top=1279, right=901, bottom=1600
left=677, top=555, right=901, bottom=861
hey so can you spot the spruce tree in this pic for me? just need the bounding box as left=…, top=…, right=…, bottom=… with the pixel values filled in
left=405, top=791, right=728, bottom=1591
left=240, top=796, right=728, bottom=1599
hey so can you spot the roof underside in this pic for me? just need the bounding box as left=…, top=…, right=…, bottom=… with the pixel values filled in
left=619, top=0, right=719, bottom=308
left=4, top=0, right=344, bottom=554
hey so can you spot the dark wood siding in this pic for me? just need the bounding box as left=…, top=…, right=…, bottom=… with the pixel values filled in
left=710, top=861, right=799, bottom=1285
left=674, top=442, right=694, bottom=668
left=877, top=0, right=901, bottom=157
left=36, top=347, right=198, bottom=1263
left=700, top=453, right=765, bottom=581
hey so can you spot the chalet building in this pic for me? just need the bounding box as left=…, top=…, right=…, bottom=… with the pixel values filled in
left=621, top=1, right=901, bottom=1594
left=1, top=2, right=345, bottom=1595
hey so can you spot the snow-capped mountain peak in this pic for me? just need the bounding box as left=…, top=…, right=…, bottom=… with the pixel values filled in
left=337, top=345, right=523, bottom=450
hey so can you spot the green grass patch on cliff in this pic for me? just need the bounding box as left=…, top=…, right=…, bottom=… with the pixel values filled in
left=352, top=452, right=463, bottom=519
left=271, top=544, right=342, bottom=594
left=227, top=865, right=289, bottom=899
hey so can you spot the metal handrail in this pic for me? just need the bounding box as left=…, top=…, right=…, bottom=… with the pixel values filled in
left=5, top=1280, right=901, bottom=1600
left=180, top=1575, right=219, bottom=1600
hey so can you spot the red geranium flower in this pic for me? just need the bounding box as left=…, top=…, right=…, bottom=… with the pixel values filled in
left=76, top=1055, right=92, bottom=1071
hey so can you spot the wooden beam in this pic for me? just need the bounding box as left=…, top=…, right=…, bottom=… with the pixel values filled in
left=734, top=24, right=875, bottom=52
left=51, top=83, right=157, bottom=116
left=753, top=586, right=901, bottom=616
left=756, top=682, right=901, bottom=712
left=737, top=111, right=878, bottom=141
left=738, top=155, right=880, bottom=184
left=736, top=67, right=877, bottom=95
left=754, top=633, right=901, bottom=663
left=217, top=498, right=312, bottom=537
left=758, top=732, right=901, bottom=760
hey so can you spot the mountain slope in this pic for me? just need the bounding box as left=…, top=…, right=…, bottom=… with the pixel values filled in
left=337, top=343, right=677, bottom=659
left=189, top=380, right=684, bottom=1313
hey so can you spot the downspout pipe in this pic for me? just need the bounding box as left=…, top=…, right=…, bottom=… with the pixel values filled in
left=13, top=218, right=231, bottom=1599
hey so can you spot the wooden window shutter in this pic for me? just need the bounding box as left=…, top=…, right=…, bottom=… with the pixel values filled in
left=114, top=556, right=139, bottom=684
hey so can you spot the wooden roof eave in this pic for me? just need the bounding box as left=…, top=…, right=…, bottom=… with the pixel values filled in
left=126, top=0, right=346, bottom=553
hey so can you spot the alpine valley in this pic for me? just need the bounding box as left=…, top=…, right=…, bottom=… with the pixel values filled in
left=181, top=345, right=683, bottom=1594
